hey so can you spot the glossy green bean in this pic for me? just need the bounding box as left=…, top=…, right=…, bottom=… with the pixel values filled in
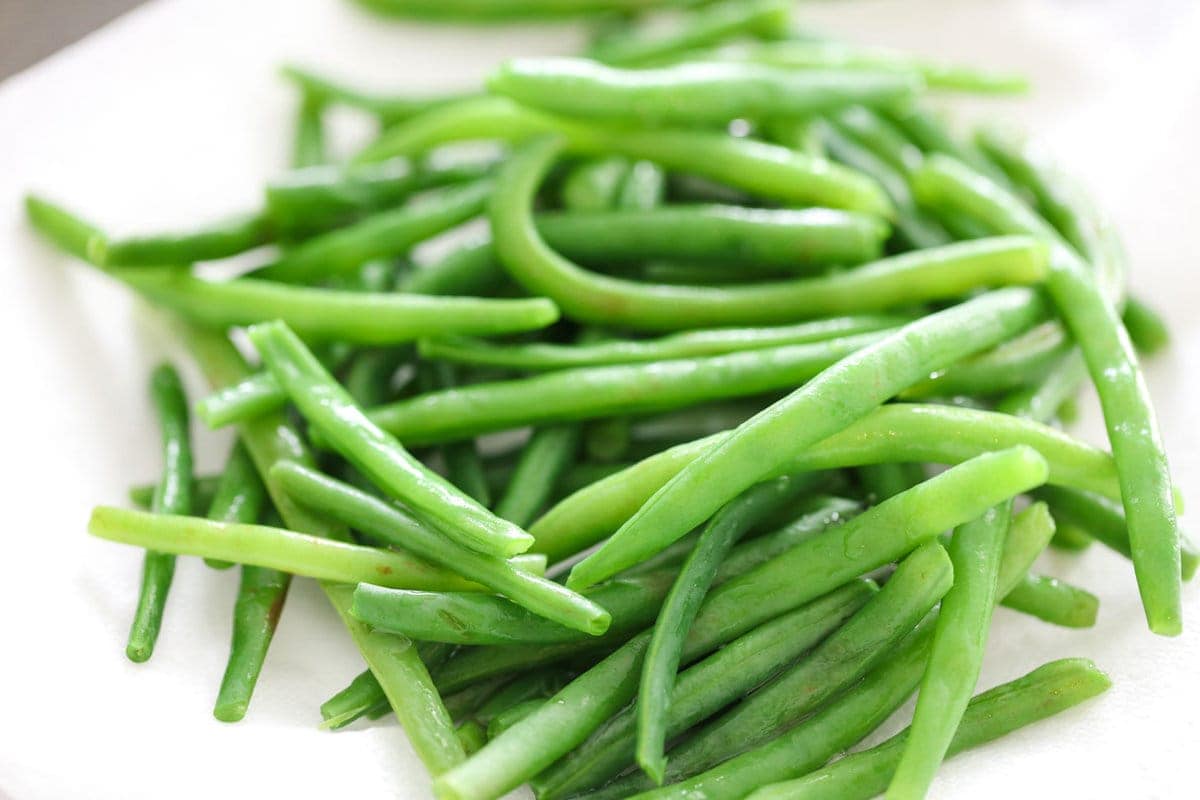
left=637, top=476, right=814, bottom=782
left=995, top=348, right=1088, bottom=423
left=488, top=58, right=921, bottom=125
left=905, top=321, right=1071, bottom=398
left=1000, top=574, right=1099, bottom=628
left=531, top=402, right=1118, bottom=564
left=432, top=581, right=873, bottom=800
left=214, top=560, right=290, bottom=722
left=745, top=658, right=1111, bottom=800
left=421, top=315, right=909, bottom=372
left=914, top=155, right=1181, bottom=634
left=119, top=268, right=559, bottom=344
left=567, top=286, right=1049, bottom=588
left=377, top=333, right=888, bottom=444
left=1123, top=296, right=1171, bottom=356
left=91, top=210, right=272, bottom=267
left=126, top=364, right=194, bottom=663
left=194, top=372, right=286, bottom=429
left=281, top=64, right=473, bottom=124
left=587, top=0, right=790, bottom=66
left=253, top=179, right=490, bottom=283
left=271, top=461, right=605, bottom=633
left=826, top=107, right=924, bottom=175
left=888, top=504, right=1011, bottom=799
left=321, top=668, right=387, bottom=730
left=249, top=322, right=539, bottom=560
left=357, top=97, right=893, bottom=215
left=494, top=426, right=582, bottom=527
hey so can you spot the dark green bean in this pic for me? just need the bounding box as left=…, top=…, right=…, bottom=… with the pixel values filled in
left=214, top=560, right=290, bottom=722
left=400, top=239, right=507, bottom=296
left=90, top=211, right=272, bottom=267
left=473, top=670, right=576, bottom=724
left=494, top=427, right=582, bottom=527
left=425, top=363, right=492, bottom=506
left=488, top=58, right=920, bottom=125
left=321, top=668, right=388, bottom=730
left=129, top=475, right=218, bottom=511
left=457, top=721, right=489, bottom=755
left=203, top=443, right=267, bottom=569
left=126, top=364, right=194, bottom=663
left=745, top=658, right=1111, bottom=800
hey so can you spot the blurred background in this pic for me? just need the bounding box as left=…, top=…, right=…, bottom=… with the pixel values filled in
left=1, top=0, right=141, bottom=77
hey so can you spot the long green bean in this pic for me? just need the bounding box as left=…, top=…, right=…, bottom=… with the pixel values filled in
left=25, top=194, right=105, bottom=261
left=914, top=155, right=1181, bottom=634
left=561, top=157, right=630, bottom=210
left=490, top=138, right=1042, bottom=330
left=281, top=64, right=473, bottom=124
left=745, top=658, right=1111, bottom=800
left=567, top=285, right=1049, bottom=588
left=426, top=363, right=492, bottom=506
left=493, top=426, right=581, bottom=527
left=204, top=443, right=267, bottom=569
left=126, top=364, right=194, bottom=663
left=904, top=321, right=1071, bottom=398
left=91, top=210, right=272, bottom=267
left=248, top=320, right=538, bottom=559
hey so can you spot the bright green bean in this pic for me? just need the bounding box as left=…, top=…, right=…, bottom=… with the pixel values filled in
left=420, top=315, right=910, bottom=372
left=320, top=668, right=388, bottom=730
left=1000, top=574, right=1099, bottom=628
left=129, top=475, right=218, bottom=511
left=281, top=64, right=474, bottom=124
left=914, top=155, right=1181, bottom=634
left=745, top=658, right=1111, bottom=800
left=531, top=402, right=1118, bottom=564
left=357, top=97, right=893, bottom=215
left=1123, top=295, right=1171, bottom=356
left=425, top=363, right=492, bottom=506
left=567, top=287, right=1049, bottom=588
left=195, top=372, right=286, bottom=429
left=857, top=462, right=925, bottom=502
left=401, top=239, right=507, bottom=296
left=214, top=559, right=290, bottom=722
left=249, top=321, right=539, bottom=559
left=473, top=670, right=576, bottom=724
left=616, top=159, right=666, bottom=209
left=270, top=461, right=608, bottom=634
left=118, top=268, right=559, bottom=344
left=561, top=157, right=630, bottom=210
left=904, top=321, right=1071, bottom=398
left=494, top=426, right=581, bottom=527
left=126, top=364, right=194, bottom=663
left=488, top=58, right=921, bottom=125
left=25, top=194, right=106, bottom=261
left=90, top=210, right=272, bottom=267
left=826, top=106, right=924, bottom=175
left=291, top=93, right=326, bottom=169
left=252, top=179, right=490, bottom=283
left=203, top=443, right=267, bottom=569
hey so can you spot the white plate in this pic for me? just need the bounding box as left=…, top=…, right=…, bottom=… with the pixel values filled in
left=1, top=1, right=1197, bottom=798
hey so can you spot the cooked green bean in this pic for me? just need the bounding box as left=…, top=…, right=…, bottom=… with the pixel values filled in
left=1000, top=573, right=1099, bottom=628
left=531, top=402, right=1119, bottom=563
left=320, top=668, right=388, bottom=730
left=25, top=194, right=106, bottom=261
left=616, top=159, right=666, bottom=209
left=587, top=0, right=790, bottom=66
left=1050, top=520, right=1095, bottom=551
left=421, top=315, right=909, bottom=372
left=432, top=581, right=873, bottom=800
left=401, top=239, right=507, bottom=296
left=826, top=107, right=924, bottom=176
left=214, top=557, right=290, bottom=722
left=456, top=721, right=488, bottom=755
left=567, top=286, right=1049, bottom=587
left=914, top=155, right=1181, bottom=634
left=129, top=475, right=218, bottom=510
left=637, top=475, right=814, bottom=782
left=376, top=333, right=888, bottom=444
left=195, top=372, right=285, bottom=429
left=857, top=462, right=924, bottom=502
left=118, top=268, right=558, bottom=344
left=539, top=543, right=946, bottom=800
left=281, top=64, right=473, bottom=124
left=1122, top=295, right=1171, bottom=356
left=904, top=321, right=1071, bottom=398
left=204, top=443, right=267, bottom=569
left=125, top=364, right=194, bottom=663
left=745, top=658, right=1111, bottom=800
left=90, top=210, right=272, bottom=267
left=721, top=40, right=1028, bottom=93
left=488, top=58, right=921, bottom=126
left=271, top=461, right=606, bottom=633
left=357, top=97, right=893, bottom=215
left=486, top=698, right=547, bottom=738
left=494, top=426, right=581, bottom=527
left=888, top=504, right=1011, bottom=799
left=562, top=157, right=630, bottom=210
left=473, top=670, right=576, bottom=724
left=291, top=93, right=326, bottom=169
left=249, top=322, right=540, bottom=560
left=252, top=179, right=490, bottom=283
left=425, top=363, right=492, bottom=506
left=995, top=348, right=1088, bottom=423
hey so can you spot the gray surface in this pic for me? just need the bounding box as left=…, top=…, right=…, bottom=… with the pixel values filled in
left=0, top=0, right=144, bottom=79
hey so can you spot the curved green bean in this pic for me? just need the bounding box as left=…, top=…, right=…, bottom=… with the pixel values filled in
left=914, top=154, right=1181, bottom=635
left=91, top=210, right=272, bottom=267
left=567, top=286, right=1049, bottom=588
left=126, top=364, right=194, bottom=663
left=118, top=268, right=559, bottom=344
left=494, top=426, right=581, bottom=527
left=491, top=138, right=1042, bottom=330
left=745, top=659, right=1111, bottom=800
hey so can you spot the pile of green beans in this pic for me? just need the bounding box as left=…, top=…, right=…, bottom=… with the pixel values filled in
left=32, top=1, right=1188, bottom=797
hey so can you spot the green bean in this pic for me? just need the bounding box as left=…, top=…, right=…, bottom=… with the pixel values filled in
left=265, top=157, right=495, bottom=236
left=567, top=283, right=1049, bottom=588
left=194, top=372, right=285, bottom=429
left=401, top=239, right=507, bottom=296
left=214, top=559, right=290, bottom=722
left=573, top=557, right=935, bottom=799
left=291, top=93, right=326, bottom=169
left=351, top=569, right=675, bottom=646
left=492, top=140, right=1043, bottom=329
left=637, top=475, right=815, bottom=782
left=1050, top=520, right=1095, bottom=552
left=720, top=40, right=1028, bottom=93
left=457, top=721, right=488, bottom=755
left=204, top=443, right=267, bottom=568
left=884, top=104, right=1015, bottom=189
left=357, top=97, right=893, bottom=215
left=129, top=475, right=219, bottom=510
left=561, top=157, right=630, bottom=210
left=425, top=363, right=492, bottom=506
left=126, top=364, right=194, bottom=663
left=494, top=427, right=581, bottom=527
left=826, top=107, right=924, bottom=176
left=473, top=670, right=576, bottom=724
left=587, top=0, right=790, bottom=66
left=488, top=58, right=920, bottom=126
left=745, top=658, right=1111, bottom=800
left=89, top=506, right=524, bottom=591
left=1122, top=295, right=1171, bottom=356
left=118, top=268, right=558, bottom=345
left=321, top=668, right=388, bottom=730
left=444, top=678, right=512, bottom=723
left=903, top=321, right=1071, bottom=398
left=252, top=179, right=490, bottom=283
left=616, top=160, right=666, bottom=209
left=344, top=347, right=411, bottom=407
left=248, top=321, right=540, bottom=560
left=995, top=348, right=1088, bottom=423
left=531, top=402, right=1118, bottom=564
left=712, top=496, right=862, bottom=582
left=857, top=462, right=924, bottom=502
left=352, top=0, right=695, bottom=22
left=25, top=194, right=106, bottom=261
left=270, top=461, right=608, bottom=634
left=888, top=504, right=1011, bottom=799
left=1000, top=574, right=1099, bottom=628
left=914, top=155, right=1181, bottom=634
left=432, top=580, right=873, bottom=800
left=90, top=210, right=272, bottom=267
left=486, top=699, right=547, bottom=738
left=281, top=64, right=473, bottom=124
left=377, top=333, right=890, bottom=444
left=420, top=315, right=908, bottom=372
